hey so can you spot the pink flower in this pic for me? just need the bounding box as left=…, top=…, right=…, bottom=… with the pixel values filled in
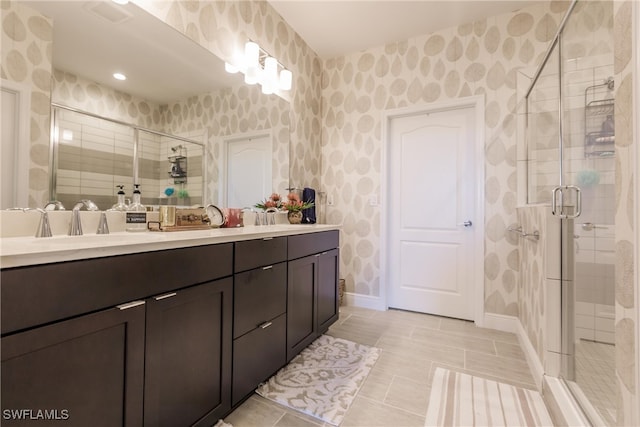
left=287, top=192, right=300, bottom=202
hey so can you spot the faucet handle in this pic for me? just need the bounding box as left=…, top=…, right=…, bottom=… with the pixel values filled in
left=24, top=208, right=52, bottom=238
left=97, top=212, right=110, bottom=235
left=69, top=209, right=83, bottom=236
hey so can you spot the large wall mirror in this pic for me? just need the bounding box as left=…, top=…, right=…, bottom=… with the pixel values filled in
left=27, top=1, right=290, bottom=210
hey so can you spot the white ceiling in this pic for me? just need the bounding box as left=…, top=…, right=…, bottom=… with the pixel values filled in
left=267, top=0, right=543, bottom=59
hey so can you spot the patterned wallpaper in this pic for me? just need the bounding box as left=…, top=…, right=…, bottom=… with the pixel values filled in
left=3, top=0, right=637, bottom=422
left=517, top=206, right=548, bottom=365
left=1, top=1, right=52, bottom=207
left=321, top=2, right=569, bottom=312
left=161, top=84, right=290, bottom=205
left=613, top=1, right=636, bottom=424
left=135, top=0, right=322, bottom=192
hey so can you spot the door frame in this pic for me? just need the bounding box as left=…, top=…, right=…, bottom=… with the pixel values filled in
left=1, top=79, right=31, bottom=208
left=220, top=130, right=273, bottom=206
left=380, top=95, right=485, bottom=324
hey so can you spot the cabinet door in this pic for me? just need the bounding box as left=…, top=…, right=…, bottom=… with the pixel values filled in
left=287, top=255, right=318, bottom=361
left=234, top=262, right=287, bottom=339
left=317, top=248, right=340, bottom=332
left=232, top=313, right=286, bottom=405
left=1, top=303, right=145, bottom=426
left=144, top=278, right=232, bottom=427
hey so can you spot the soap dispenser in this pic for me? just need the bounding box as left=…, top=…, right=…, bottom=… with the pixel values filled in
left=111, top=185, right=128, bottom=211
left=126, top=184, right=147, bottom=232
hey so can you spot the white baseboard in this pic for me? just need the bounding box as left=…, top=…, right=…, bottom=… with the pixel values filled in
left=344, top=292, right=386, bottom=311
left=482, top=312, right=518, bottom=333
left=484, top=313, right=544, bottom=391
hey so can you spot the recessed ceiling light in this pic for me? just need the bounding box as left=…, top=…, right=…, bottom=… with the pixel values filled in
left=112, top=0, right=129, bottom=5
left=113, top=72, right=126, bottom=81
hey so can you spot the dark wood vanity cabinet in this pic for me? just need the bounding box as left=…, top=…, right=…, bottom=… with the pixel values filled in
left=232, top=237, right=288, bottom=405
left=0, top=229, right=340, bottom=424
left=0, top=243, right=233, bottom=427
left=144, top=278, right=232, bottom=427
left=286, top=231, right=340, bottom=361
left=1, top=303, right=146, bottom=426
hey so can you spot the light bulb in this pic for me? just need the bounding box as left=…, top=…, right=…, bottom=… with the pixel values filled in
left=244, top=41, right=259, bottom=68
left=262, top=56, right=278, bottom=94
left=279, top=69, right=292, bottom=91
left=225, top=62, right=239, bottom=73
left=244, top=66, right=260, bottom=85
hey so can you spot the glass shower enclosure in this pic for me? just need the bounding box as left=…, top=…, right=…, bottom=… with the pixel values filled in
left=525, top=0, right=615, bottom=425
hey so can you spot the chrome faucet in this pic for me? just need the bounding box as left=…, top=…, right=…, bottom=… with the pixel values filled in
left=21, top=208, right=52, bottom=238
left=69, top=200, right=99, bottom=236
left=44, top=200, right=66, bottom=211
left=265, top=207, right=278, bottom=225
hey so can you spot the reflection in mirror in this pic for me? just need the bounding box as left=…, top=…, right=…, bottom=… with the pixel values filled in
left=52, top=105, right=204, bottom=210
left=22, top=0, right=290, bottom=210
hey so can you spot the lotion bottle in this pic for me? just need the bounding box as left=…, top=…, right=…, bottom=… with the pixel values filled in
left=126, top=184, right=147, bottom=232
left=111, top=185, right=128, bottom=211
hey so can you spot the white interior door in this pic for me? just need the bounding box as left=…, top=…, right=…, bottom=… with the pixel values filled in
left=225, top=134, right=271, bottom=208
left=387, top=106, right=477, bottom=320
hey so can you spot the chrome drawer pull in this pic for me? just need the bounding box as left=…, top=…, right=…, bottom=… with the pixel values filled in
left=262, top=237, right=273, bottom=241
left=262, top=265, right=273, bottom=270
left=259, top=321, right=273, bottom=329
left=117, top=300, right=145, bottom=310
left=154, top=292, right=177, bottom=301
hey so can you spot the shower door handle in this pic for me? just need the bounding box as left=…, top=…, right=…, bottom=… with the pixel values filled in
left=551, top=185, right=582, bottom=219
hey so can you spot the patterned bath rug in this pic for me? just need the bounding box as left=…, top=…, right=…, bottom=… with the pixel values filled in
left=425, top=367, right=553, bottom=427
left=255, top=334, right=380, bottom=426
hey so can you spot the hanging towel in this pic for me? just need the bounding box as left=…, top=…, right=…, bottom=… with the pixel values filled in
left=302, top=187, right=316, bottom=224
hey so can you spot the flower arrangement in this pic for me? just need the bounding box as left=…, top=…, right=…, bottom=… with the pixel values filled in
left=281, top=192, right=314, bottom=212
left=254, top=192, right=314, bottom=212
left=254, top=193, right=283, bottom=211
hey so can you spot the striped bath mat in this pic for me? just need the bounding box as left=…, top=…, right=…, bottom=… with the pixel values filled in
left=425, top=368, right=553, bottom=426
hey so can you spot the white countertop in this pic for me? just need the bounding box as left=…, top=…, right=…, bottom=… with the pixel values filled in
left=0, top=224, right=340, bottom=268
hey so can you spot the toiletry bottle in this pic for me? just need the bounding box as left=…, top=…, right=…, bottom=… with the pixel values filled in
left=126, top=184, right=147, bottom=232
left=111, top=185, right=128, bottom=211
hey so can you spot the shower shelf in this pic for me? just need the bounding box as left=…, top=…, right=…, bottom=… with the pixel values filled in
left=584, top=81, right=615, bottom=158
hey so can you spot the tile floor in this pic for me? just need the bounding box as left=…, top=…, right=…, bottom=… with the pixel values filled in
left=224, top=306, right=538, bottom=427
left=575, top=340, right=616, bottom=426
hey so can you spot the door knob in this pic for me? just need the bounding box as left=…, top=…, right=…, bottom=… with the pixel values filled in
left=457, top=220, right=472, bottom=227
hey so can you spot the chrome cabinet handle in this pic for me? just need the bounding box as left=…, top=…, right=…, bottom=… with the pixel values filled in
left=154, top=292, right=177, bottom=301
left=259, top=321, right=273, bottom=329
left=262, top=265, right=273, bottom=270
left=117, top=300, right=145, bottom=310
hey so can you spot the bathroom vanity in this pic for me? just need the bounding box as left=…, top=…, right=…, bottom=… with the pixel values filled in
left=0, top=225, right=340, bottom=426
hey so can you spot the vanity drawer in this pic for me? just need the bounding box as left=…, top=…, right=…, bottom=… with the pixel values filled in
left=234, top=236, right=287, bottom=272
left=287, top=230, right=339, bottom=260
left=233, top=262, right=286, bottom=339
left=232, top=313, right=286, bottom=405
left=1, top=243, right=233, bottom=335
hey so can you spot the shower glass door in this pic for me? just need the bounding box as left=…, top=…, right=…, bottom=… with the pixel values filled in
left=559, top=1, right=616, bottom=425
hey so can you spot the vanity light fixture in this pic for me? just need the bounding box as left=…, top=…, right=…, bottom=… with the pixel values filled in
left=225, top=41, right=292, bottom=93
left=113, top=72, right=127, bottom=81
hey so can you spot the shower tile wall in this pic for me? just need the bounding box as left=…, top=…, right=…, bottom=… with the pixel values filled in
left=1, top=1, right=53, bottom=207
left=56, top=109, right=134, bottom=209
